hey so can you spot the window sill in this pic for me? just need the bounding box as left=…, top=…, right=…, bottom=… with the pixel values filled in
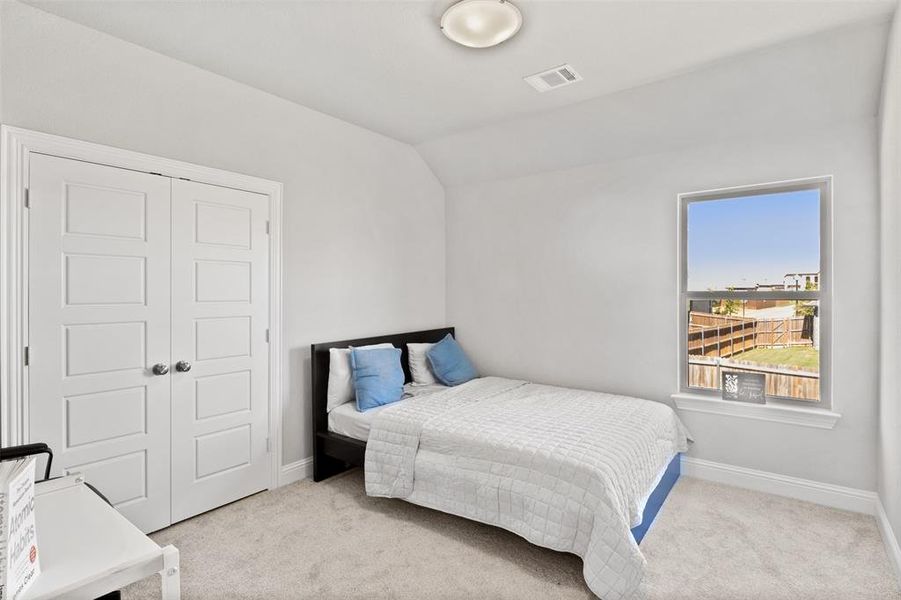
left=671, top=392, right=841, bottom=429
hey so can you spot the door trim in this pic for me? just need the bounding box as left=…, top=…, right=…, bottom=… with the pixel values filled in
left=1, top=125, right=285, bottom=492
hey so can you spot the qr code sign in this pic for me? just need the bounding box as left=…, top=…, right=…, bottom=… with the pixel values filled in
left=724, top=373, right=739, bottom=395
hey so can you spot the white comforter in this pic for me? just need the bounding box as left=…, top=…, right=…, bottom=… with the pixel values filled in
left=364, top=377, right=691, bottom=600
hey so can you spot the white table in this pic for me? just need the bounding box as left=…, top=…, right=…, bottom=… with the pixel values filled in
left=21, top=475, right=180, bottom=600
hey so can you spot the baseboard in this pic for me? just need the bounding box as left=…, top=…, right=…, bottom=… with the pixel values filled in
left=877, top=498, right=901, bottom=585
left=681, top=456, right=877, bottom=515
left=279, top=457, right=313, bottom=486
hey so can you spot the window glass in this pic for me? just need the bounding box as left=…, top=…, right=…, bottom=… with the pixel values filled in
left=686, top=189, right=820, bottom=292
left=686, top=299, right=820, bottom=402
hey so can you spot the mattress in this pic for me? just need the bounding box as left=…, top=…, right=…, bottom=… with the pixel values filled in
left=364, top=376, right=692, bottom=600
left=327, top=383, right=447, bottom=441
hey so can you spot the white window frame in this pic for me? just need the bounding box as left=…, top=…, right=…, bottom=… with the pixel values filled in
left=673, top=176, right=840, bottom=429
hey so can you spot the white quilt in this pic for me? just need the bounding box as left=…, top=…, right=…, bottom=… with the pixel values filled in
left=365, top=377, right=692, bottom=600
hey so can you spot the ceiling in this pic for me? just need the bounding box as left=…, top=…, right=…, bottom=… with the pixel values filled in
left=24, top=0, right=897, bottom=145
left=419, top=17, right=890, bottom=185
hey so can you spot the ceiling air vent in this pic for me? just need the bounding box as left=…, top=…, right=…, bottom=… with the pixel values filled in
left=523, top=64, right=582, bottom=93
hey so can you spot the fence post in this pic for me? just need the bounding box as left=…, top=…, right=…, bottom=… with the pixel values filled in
left=699, top=318, right=704, bottom=356
left=729, top=319, right=735, bottom=356
left=716, top=358, right=721, bottom=392
left=813, top=315, right=820, bottom=349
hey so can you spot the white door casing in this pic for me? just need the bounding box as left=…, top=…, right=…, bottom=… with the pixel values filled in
left=170, top=179, right=270, bottom=521
left=3, top=127, right=284, bottom=529
left=28, top=153, right=173, bottom=533
left=26, top=153, right=273, bottom=533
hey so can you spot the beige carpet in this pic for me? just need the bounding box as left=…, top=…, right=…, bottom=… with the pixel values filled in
left=125, top=470, right=900, bottom=600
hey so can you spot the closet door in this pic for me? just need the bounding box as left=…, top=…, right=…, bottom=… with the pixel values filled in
left=170, top=179, right=270, bottom=522
left=28, top=154, right=172, bottom=533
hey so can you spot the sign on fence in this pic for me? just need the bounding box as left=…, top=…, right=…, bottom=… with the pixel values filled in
left=721, top=371, right=766, bottom=404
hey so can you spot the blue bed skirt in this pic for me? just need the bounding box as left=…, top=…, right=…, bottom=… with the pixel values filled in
left=630, top=453, right=681, bottom=544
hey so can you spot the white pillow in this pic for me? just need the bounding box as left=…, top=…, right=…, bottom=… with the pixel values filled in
left=326, top=343, right=394, bottom=412
left=407, top=343, right=438, bottom=386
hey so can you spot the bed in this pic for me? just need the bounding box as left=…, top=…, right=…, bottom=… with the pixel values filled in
left=311, top=328, right=691, bottom=599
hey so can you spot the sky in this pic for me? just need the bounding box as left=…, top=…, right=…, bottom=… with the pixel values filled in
left=687, top=188, right=820, bottom=291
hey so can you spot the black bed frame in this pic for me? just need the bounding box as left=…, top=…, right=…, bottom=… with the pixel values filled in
left=311, top=327, right=455, bottom=482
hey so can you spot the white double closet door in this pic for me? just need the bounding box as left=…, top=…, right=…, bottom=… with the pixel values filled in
left=28, top=153, right=270, bottom=533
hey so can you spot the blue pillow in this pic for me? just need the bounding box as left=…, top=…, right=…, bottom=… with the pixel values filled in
left=350, top=347, right=404, bottom=411
left=426, top=334, right=477, bottom=386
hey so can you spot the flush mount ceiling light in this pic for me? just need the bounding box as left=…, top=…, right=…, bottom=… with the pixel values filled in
left=440, top=0, right=523, bottom=49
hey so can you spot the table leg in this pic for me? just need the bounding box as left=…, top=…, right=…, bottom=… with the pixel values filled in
left=159, top=545, right=181, bottom=600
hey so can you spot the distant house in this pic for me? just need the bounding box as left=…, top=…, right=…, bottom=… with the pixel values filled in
left=711, top=279, right=805, bottom=312
left=784, top=272, right=820, bottom=290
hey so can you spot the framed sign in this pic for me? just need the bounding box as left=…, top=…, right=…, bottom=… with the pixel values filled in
left=721, top=371, right=766, bottom=404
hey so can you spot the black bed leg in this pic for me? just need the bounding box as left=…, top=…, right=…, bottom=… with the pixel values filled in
left=313, top=453, right=351, bottom=482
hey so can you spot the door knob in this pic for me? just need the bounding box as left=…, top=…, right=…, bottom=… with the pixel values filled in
left=175, top=360, right=192, bottom=373
left=151, top=363, right=170, bottom=376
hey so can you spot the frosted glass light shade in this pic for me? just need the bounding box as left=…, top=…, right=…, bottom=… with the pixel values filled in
left=440, top=0, right=523, bottom=49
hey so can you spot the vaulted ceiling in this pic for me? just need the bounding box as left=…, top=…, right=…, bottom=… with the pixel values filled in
left=418, top=17, right=890, bottom=185
left=24, top=0, right=896, bottom=147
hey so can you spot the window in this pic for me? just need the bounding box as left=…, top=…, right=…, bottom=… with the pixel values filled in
left=679, top=177, right=830, bottom=407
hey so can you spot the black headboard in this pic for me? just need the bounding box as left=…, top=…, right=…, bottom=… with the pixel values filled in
left=310, top=327, right=455, bottom=480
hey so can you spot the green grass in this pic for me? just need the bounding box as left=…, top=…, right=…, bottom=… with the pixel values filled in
left=732, top=346, right=819, bottom=371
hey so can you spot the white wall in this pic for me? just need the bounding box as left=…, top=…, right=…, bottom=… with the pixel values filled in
left=0, top=1, right=446, bottom=467
left=447, top=120, right=880, bottom=490
left=879, top=4, right=901, bottom=551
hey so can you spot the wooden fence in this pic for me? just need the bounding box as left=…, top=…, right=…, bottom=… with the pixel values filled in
left=754, top=316, right=814, bottom=347
left=688, top=312, right=814, bottom=359
left=688, top=356, right=819, bottom=402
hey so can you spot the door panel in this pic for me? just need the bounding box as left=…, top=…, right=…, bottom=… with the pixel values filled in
left=28, top=154, right=172, bottom=533
left=67, top=450, right=148, bottom=506
left=65, top=386, right=147, bottom=447
left=171, top=180, right=269, bottom=522
left=64, top=253, right=146, bottom=305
